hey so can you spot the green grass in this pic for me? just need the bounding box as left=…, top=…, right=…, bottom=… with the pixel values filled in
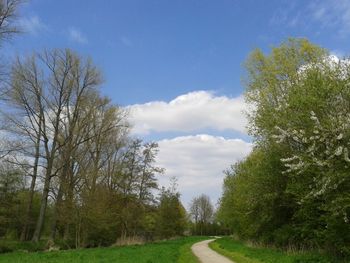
left=177, top=240, right=201, bottom=263
left=0, top=236, right=206, bottom=263
left=209, top=237, right=340, bottom=263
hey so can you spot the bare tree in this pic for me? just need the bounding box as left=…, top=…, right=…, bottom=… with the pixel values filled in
left=0, top=0, right=22, bottom=43
left=0, top=55, right=46, bottom=240
left=189, top=194, right=214, bottom=235
left=2, top=49, right=104, bottom=242
left=50, top=94, right=128, bottom=241
left=31, top=49, right=103, bottom=242
left=0, top=0, right=24, bottom=98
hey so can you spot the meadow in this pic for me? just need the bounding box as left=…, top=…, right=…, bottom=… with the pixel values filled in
left=0, top=237, right=207, bottom=263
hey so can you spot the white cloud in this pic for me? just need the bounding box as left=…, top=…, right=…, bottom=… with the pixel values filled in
left=128, top=91, right=249, bottom=135
left=68, top=27, right=88, bottom=44
left=18, top=16, right=47, bottom=35
left=156, top=134, right=253, bottom=207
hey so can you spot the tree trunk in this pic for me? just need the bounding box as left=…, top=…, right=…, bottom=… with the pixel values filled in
left=20, top=133, right=41, bottom=241
left=20, top=176, right=36, bottom=241
left=49, top=182, right=64, bottom=241
left=32, top=159, right=53, bottom=242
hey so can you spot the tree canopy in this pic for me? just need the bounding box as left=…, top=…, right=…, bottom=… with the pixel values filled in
left=218, top=38, right=350, bottom=258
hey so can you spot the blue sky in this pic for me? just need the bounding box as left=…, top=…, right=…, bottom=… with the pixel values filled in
left=9, top=0, right=350, bottom=105
left=6, top=0, right=350, bottom=206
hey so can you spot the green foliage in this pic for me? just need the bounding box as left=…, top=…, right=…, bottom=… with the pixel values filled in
left=218, top=38, right=350, bottom=258
left=0, top=236, right=206, bottom=263
left=142, top=212, right=158, bottom=240
left=244, top=38, right=327, bottom=138
left=79, top=186, right=120, bottom=247
left=157, top=188, right=187, bottom=239
left=217, top=146, right=294, bottom=243
left=0, top=162, right=41, bottom=239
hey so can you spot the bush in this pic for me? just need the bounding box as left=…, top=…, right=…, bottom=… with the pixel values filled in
left=273, top=225, right=297, bottom=247
left=0, top=239, right=46, bottom=253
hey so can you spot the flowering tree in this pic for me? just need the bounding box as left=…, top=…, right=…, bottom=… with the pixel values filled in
left=219, top=39, right=350, bottom=255
left=270, top=58, right=350, bottom=226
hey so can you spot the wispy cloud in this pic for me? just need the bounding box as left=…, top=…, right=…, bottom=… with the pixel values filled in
left=270, top=0, right=350, bottom=37
left=309, top=0, right=350, bottom=37
left=18, top=16, right=48, bottom=35
left=68, top=27, right=88, bottom=44
left=269, top=1, right=299, bottom=27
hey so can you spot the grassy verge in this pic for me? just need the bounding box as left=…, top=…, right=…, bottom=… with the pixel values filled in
left=177, top=240, right=201, bottom=263
left=209, top=237, right=340, bottom=263
left=0, top=236, right=206, bottom=263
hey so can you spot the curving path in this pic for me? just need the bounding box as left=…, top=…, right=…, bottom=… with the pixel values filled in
left=191, top=239, right=234, bottom=263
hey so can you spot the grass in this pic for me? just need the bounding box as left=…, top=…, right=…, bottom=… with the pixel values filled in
left=0, top=236, right=206, bottom=263
left=177, top=240, right=201, bottom=263
left=209, top=237, right=340, bottom=263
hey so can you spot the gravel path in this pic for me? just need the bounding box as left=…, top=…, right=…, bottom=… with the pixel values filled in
left=191, top=239, right=234, bottom=263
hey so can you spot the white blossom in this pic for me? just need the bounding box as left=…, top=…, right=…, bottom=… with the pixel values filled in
left=344, top=147, right=350, bottom=163
left=281, top=155, right=300, bottom=162
left=335, top=146, right=343, bottom=156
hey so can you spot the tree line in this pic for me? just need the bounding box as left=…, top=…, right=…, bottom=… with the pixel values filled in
left=217, top=39, right=350, bottom=258
left=0, top=0, right=192, bottom=249
left=0, top=47, right=187, bottom=247
left=0, top=2, right=225, bottom=250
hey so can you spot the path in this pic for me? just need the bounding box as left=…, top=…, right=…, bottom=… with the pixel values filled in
left=191, top=239, right=234, bottom=263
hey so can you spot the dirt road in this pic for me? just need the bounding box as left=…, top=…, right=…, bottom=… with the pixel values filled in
left=191, top=239, right=234, bottom=263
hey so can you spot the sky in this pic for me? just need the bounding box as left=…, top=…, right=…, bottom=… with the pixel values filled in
left=5, top=0, right=350, bottom=207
